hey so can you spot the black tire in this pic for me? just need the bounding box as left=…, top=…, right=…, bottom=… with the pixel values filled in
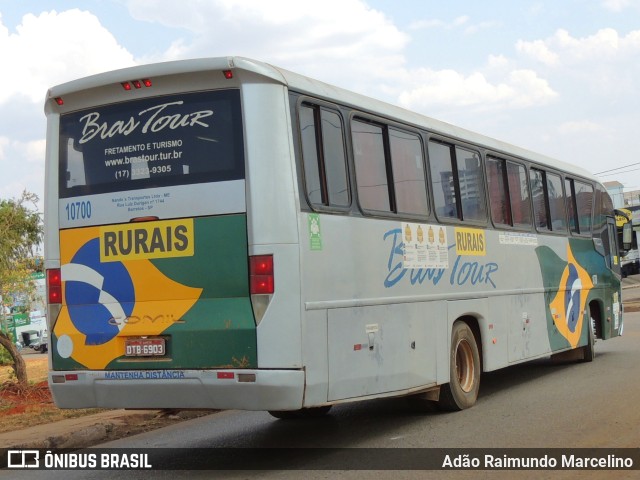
left=580, top=316, right=596, bottom=363
left=438, top=321, right=481, bottom=411
left=268, top=405, right=332, bottom=419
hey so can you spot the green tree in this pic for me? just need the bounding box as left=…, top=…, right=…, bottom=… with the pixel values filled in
left=0, top=191, right=43, bottom=385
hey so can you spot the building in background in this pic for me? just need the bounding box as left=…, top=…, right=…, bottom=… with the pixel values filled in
left=604, top=181, right=624, bottom=208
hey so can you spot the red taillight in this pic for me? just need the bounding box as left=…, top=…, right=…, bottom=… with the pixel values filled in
left=122, top=79, right=152, bottom=90
left=223, top=70, right=234, bottom=79
left=250, top=255, right=274, bottom=294
left=54, top=97, right=64, bottom=105
left=47, top=268, right=62, bottom=305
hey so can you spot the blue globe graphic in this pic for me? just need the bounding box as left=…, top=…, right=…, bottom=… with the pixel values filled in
left=65, top=238, right=135, bottom=345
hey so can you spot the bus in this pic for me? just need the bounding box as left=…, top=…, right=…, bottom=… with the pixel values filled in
left=44, top=57, right=627, bottom=416
left=617, top=208, right=640, bottom=276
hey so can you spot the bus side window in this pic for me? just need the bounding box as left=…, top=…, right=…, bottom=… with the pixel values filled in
left=456, top=147, right=487, bottom=222
left=428, top=140, right=458, bottom=219
left=352, top=119, right=391, bottom=212
left=389, top=128, right=428, bottom=216
left=575, top=181, right=593, bottom=235
left=299, top=103, right=350, bottom=208
left=428, top=139, right=486, bottom=222
left=486, top=156, right=511, bottom=226
left=565, top=178, right=594, bottom=236
left=531, top=169, right=550, bottom=230
left=508, top=161, right=532, bottom=228
left=547, top=172, right=567, bottom=232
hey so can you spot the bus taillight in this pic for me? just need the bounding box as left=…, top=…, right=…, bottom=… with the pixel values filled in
left=121, top=79, right=153, bottom=91
left=250, top=255, right=274, bottom=295
left=47, top=268, right=62, bottom=304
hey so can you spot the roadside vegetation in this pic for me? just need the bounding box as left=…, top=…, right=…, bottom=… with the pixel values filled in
left=0, top=191, right=42, bottom=386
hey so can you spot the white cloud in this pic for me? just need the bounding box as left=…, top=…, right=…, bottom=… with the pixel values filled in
left=397, top=68, right=557, bottom=113
left=601, top=0, right=640, bottom=11
left=0, top=136, right=8, bottom=160
left=515, top=27, right=640, bottom=99
left=409, top=15, right=498, bottom=35
left=409, top=15, right=469, bottom=31
left=0, top=137, right=46, bottom=197
left=124, top=0, right=408, bottom=91
left=517, top=28, right=640, bottom=65
left=0, top=9, right=135, bottom=105
left=557, top=120, right=603, bottom=134
left=20, top=139, right=46, bottom=165
left=515, top=39, right=559, bottom=66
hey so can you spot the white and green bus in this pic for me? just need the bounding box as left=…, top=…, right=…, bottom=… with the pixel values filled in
left=44, top=57, right=627, bottom=416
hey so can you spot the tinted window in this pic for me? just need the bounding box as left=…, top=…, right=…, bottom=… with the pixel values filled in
left=575, top=181, right=593, bottom=234
left=456, top=147, right=486, bottom=222
left=428, top=141, right=457, bottom=219
left=547, top=172, right=567, bottom=232
left=487, top=157, right=510, bottom=225
left=321, top=110, right=349, bottom=206
left=59, top=90, right=244, bottom=198
left=299, top=105, right=322, bottom=204
left=507, top=162, right=532, bottom=228
left=487, top=157, right=532, bottom=229
left=531, top=168, right=568, bottom=232
left=531, top=169, right=549, bottom=230
left=299, top=104, right=349, bottom=207
left=352, top=120, right=390, bottom=211
left=389, top=129, right=427, bottom=215
left=566, top=179, right=579, bottom=234
left=428, top=140, right=486, bottom=222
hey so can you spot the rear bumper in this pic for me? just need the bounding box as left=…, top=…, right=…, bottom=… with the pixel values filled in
left=49, top=369, right=305, bottom=411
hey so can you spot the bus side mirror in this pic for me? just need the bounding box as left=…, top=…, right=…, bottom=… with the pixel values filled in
left=623, top=222, right=633, bottom=252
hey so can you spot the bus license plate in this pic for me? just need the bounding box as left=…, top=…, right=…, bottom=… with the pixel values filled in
left=125, top=338, right=165, bottom=357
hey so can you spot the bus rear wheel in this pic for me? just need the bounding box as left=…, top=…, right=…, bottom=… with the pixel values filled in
left=438, top=321, right=481, bottom=411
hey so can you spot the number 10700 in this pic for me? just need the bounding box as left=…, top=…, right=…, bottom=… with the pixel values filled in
left=65, top=201, right=92, bottom=221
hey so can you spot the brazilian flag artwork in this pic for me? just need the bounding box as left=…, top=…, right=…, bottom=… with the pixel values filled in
left=535, top=239, right=604, bottom=351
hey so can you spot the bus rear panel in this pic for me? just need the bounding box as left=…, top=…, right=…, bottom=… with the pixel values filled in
left=46, top=61, right=304, bottom=410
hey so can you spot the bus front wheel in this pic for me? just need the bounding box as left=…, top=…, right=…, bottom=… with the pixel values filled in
left=438, top=321, right=481, bottom=411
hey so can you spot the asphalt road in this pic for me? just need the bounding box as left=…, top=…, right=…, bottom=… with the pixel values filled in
left=9, top=306, right=640, bottom=480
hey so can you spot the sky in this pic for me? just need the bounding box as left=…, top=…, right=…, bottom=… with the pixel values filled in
left=1, top=0, right=640, bottom=210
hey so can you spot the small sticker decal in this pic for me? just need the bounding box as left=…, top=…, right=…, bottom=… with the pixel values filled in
left=309, top=214, right=323, bottom=251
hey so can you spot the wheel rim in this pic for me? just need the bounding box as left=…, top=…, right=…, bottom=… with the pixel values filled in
left=455, top=339, right=475, bottom=393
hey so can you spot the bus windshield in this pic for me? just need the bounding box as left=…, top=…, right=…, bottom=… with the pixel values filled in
left=58, top=89, right=244, bottom=198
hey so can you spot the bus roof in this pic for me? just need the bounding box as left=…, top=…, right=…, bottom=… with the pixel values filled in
left=47, top=56, right=597, bottom=183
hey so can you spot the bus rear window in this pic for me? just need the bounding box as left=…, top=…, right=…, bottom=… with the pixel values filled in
left=59, top=90, right=244, bottom=198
